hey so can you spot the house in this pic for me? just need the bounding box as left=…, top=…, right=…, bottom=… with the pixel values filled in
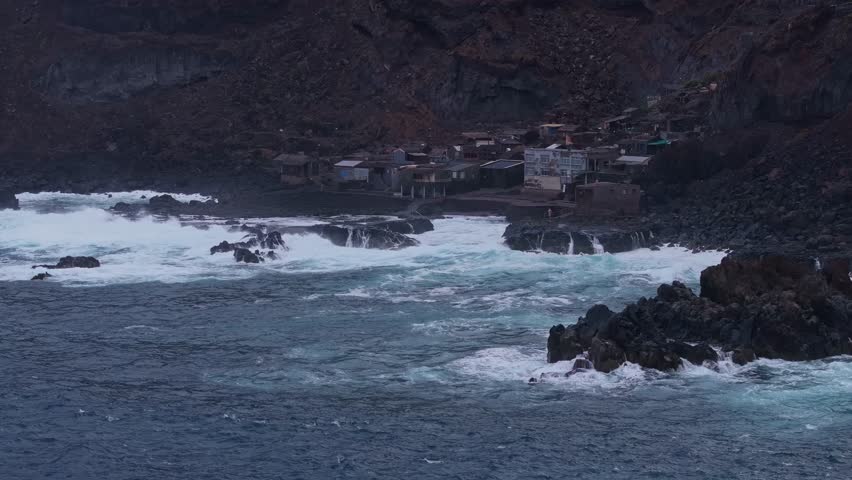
left=273, top=153, right=327, bottom=185
left=392, top=144, right=431, bottom=164
left=360, top=161, right=414, bottom=192
left=612, top=155, right=652, bottom=176
left=334, top=160, right=370, bottom=185
left=428, top=147, right=451, bottom=164
left=391, top=148, right=408, bottom=164
left=567, top=131, right=601, bottom=147
left=462, top=143, right=506, bottom=164
left=575, top=182, right=641, bottom=215
left=524, top=145, right=619, bottom=186
left=403, top=164, right=452, bottom=198
left=480, top=160, right=525, bottom=189
left=445, top=162, right=481, bottom=193
left=539, top=124, right=565, bottom=139
left=460, top=132, right=495, bottom=147
left=600, top=115, right=630, bottom=132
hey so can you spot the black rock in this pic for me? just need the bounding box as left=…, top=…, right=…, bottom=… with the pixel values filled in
left=31, top=272, right=53, bottom=281
left=259, top=231, right=286, bottom=249
left=110, top=202, right=135, bottom=213
left=308, top=224, right=418, bottom=249
left=233, top=248, right=262, bottom=264
left=148, top=194, right=184, bottom=211
left=211, top=241, right=237, bottom=255
left=373, top=218, right=435, bottom=235
left=0, top=190, right=20, bottom=210
left=548, top=255, right=852, bottom=373
left=503, top=222, right=655, bottom=255
left=32, top=256, right=101, bottom=269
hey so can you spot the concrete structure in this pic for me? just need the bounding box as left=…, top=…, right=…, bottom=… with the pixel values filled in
left=523, top=175, right=563, bottom=192
left=575, top=182, right=641, bottom=215
left=480, top=160, right=525, bottom=189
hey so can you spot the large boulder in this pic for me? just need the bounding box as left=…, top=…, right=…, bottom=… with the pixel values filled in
left=0, top=190, right=20, bottom=210
left=32, top=256, right=101, bottom=269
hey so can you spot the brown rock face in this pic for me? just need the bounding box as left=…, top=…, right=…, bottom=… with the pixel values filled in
left=4, top=0, right=847, bottom=192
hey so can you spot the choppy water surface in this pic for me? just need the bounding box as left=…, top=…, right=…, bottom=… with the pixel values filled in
left=1, top=193, right=850, bottom=479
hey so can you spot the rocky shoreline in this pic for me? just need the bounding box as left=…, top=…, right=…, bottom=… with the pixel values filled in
left=7, top=190, right=852, bottom=376
left=546, top=255, right=852, bottom=376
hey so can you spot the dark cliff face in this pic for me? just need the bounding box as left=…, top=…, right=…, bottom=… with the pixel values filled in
left=1, top=0, right=850, bottom=192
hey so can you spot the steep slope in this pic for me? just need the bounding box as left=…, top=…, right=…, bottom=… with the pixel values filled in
left=0, top=0, right=848, bottom=194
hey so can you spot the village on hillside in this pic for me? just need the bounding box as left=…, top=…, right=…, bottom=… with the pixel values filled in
left=270, top=81, right=717, bottom=217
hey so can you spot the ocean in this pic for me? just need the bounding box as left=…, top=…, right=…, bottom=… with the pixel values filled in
left=1, top=192, right=851, bottom=479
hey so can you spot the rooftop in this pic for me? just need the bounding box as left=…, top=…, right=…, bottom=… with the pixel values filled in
left=577, top=181, right=634, bottom=189
left=335, top=160, right=363, bottom=168
left=445, top=162, right=480, bottom=172
left=615, top=155, right=652, bottom=166
left=273, top=153, right=312, bottom=166
left=482, top=160, right=524, bottom=170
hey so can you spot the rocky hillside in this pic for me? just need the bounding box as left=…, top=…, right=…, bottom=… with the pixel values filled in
left=2, top=0, right=843, bottom=193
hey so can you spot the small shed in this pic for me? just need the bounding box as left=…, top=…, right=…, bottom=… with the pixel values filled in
left=539, top=124, right=565, bottom=139
left=334, top=160, right=369, bottom=184
left=480, top=160, right=525, bottom=189
left=576, top=182, right=641, bottom=215
left=274, top=153, right=326, bottom=185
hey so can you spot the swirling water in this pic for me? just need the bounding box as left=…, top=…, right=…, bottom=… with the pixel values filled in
left=1, top=193, right=851, bottom=479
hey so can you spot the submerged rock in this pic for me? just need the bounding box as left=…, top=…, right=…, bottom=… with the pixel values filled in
left=307, top=224, right=418, bottom=249
left=31, top=272, right=53, bottom=281
left=210, top=225, right=287, bottom=261
left=372, top=218, right=435, bottom=235
left=32, top=256, right=101, bottom=269
left=0, top=190, right=20, bottom=210
left=547, top=255, right=852, bottom=372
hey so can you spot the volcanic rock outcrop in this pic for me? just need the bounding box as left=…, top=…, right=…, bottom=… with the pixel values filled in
left=548, top=255, right=852, bottom=372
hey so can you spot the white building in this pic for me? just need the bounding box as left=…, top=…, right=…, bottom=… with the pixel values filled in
left=524, top=145, right=618, bottom=185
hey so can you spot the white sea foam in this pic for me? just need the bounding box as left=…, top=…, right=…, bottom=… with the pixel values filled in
left=0, top=194, right=725, bottom=287
left=446, top=346, right=852, bottom=402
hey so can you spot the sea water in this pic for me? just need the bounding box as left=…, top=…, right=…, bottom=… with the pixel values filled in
left=1, top=193, right=850, bottom=479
